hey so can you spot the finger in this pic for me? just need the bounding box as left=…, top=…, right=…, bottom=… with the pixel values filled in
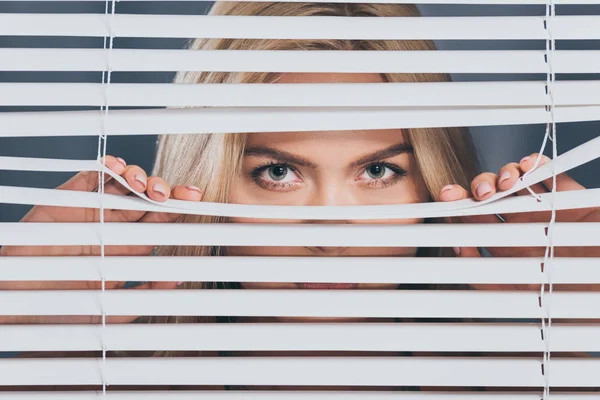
left=57, top=155, right=126, bottom=192
left=514, top=153, right=551, bottom=196
left=171, top=185, right=203, bottom=202
left=113, top=164, right=148, bottom=194
left=470, top=172, right=498, bottom=201
left=453, top=246, right=481, bottom=258
left=139, top=185, right=203, bottom=223
left=439, top=184, right=470, bottom=202
left=439, top=184, right=500, bottom=225
left=497, top=162, right=521, bottom=191
left=146, top=176, right=171, bottom=202
left=520, top=153, right=585, bottom=192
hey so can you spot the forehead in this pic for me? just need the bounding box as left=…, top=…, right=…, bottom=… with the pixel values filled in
left=245, top=129, right=406, bottom=151
left=275, top=72, right=385, bottom=84
left=246, top=72, right=405, bottom=150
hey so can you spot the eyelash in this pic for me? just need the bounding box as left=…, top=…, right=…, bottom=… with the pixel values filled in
left=250, top=161, right=408, bottom=190
left=363, top=162, right=408, bottom=188
left=251, top=161, right=300, bottom=190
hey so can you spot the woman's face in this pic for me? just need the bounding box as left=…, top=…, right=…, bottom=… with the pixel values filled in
left=227, top=73, right=430, bottom=297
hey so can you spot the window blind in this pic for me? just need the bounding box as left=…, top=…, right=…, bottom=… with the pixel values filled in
left=0, top=0, right=599, bottom=398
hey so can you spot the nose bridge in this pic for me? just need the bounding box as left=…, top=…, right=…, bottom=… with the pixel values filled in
left=303, top=182, right=357, bottom=227
left=308, top=181, right=356, bottom=207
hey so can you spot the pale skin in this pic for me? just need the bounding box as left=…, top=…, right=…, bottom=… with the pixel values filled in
left=0, top=73, right=598, bottom=327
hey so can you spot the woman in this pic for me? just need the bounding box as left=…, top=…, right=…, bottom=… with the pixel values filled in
left=0, top=1, right=598, bottom=389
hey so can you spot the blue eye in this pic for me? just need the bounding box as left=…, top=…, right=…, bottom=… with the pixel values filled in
left=268, top=165, right=288, bottom=181
left=366, top=164, right=386, bottom=179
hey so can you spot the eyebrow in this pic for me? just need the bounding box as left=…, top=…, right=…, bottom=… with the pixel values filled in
left=243, top=142, right=413, bottom=169
left=244, top=146, right=318, bottom=168
left=349, top=142, right=414, bottom=168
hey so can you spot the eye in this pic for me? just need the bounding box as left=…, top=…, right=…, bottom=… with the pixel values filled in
left=358, top=162, right=407, bottom=188
left=251, top=162, right=302, bottom=191
left=362, top=163, right=396, bottom=180
left=268, top=165, right=288, bottom=181
left=365, top=164, right=387, bottom=179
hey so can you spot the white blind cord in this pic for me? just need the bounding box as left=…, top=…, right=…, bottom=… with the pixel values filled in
left=98, top=0, right=117, bottom=395
left=541, top=2, right=556, bottom=399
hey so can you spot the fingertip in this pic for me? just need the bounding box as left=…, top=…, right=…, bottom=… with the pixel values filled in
left=147, top=177, right=171, bottom=202
left=497, top=170, right=515, bottom=190
left=439, top=184, right=462, bottom=202
left=122, top=166, right=147, bottom=192
left=186, top=185, right=203, bottom=199
left=151, top=183, right=169, bottom=202
left=456, top=247, right=482, bottom=258
left=520, top=154, right=550, bottom=172
left=116, top=157, right=127, bottom=167
left=100, top=155, right=125, bottom=174
left=171, top=185, right=203, bottom=201
left=474, top=181, right=494, bottom=200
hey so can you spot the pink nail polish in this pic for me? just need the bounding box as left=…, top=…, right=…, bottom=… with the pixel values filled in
left=186, top=185, right=202, bottom=194
left=177, top=281, right=184, bottom=287
left=475, top=182, right=492, bottom=198
left=134, top=173, right=146, bottom=189
left=153, top=184, right=167, bottom=198
left=520, top=156, right=531, bottom=165
left=498, top=171, right=511, bottom=184
left=441, top=185, right=454, bottom=194
left=453, top=247, right=461, bottom=256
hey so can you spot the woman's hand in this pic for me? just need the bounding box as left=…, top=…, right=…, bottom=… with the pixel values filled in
left=439, top=152, right=600, bottom=259
left=0, top=155, right=203, bottom=324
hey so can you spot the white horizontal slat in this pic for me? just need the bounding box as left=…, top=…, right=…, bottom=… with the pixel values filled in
left=0, top=14, right=545, bottom=40
left=7, top=0, right=600, bottom=3
left=1, top=81, right=599, bottom=107
left=5, top=106, right=600, bottom=137
left=5, top=49, right=600, bottom=74
left=0, top=82, right=544, bottom=107
left=1, top=222, right=599, bottom=247
left=1, top=357, right=598, bottom=387
left=0, top=15, right=598, bottom=41
left=0, top=290, right=598, bottom=319
left=0, top=256, right=598, bottom=285
left=8, top=0, right=600, bottom=3
left=3, top=185, right=600, bottom=220
left=1, top=393, right=594, bottom=400
left=0, top=357, right=550, bottom=386
left=0, top=81, right=565, bottom=107
left=0, top=393, right=585, bottom=400
left=1, top=323, right=598, bottom=353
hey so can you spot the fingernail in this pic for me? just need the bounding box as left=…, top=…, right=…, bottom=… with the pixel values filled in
left=116, top=157, right=127, bottom=167
left=475, top=181, right=492, bottom=198
left=453, top=247, right=461, bottom=256
left=520, top=156, right=531, bottom=165
left=498, top=171, right=512, bottom=184
left=186, top=185, right=202, bottom=194
left=152, top=183, right=167, bottom=198
left=441, top=185, right=454, bottom=194
left=134, top=173, right=147, bottom=189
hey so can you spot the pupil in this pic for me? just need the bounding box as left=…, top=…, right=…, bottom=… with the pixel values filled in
left=269, top=165, right=287, bottom=181
left=367, top=164, right=385, bottom=179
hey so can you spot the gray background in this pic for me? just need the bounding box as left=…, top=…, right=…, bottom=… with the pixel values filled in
left=0, top=1, right=598, bottom=222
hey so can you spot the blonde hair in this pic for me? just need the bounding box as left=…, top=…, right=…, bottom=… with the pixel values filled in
left=150, top=2, right=480, bottom=327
